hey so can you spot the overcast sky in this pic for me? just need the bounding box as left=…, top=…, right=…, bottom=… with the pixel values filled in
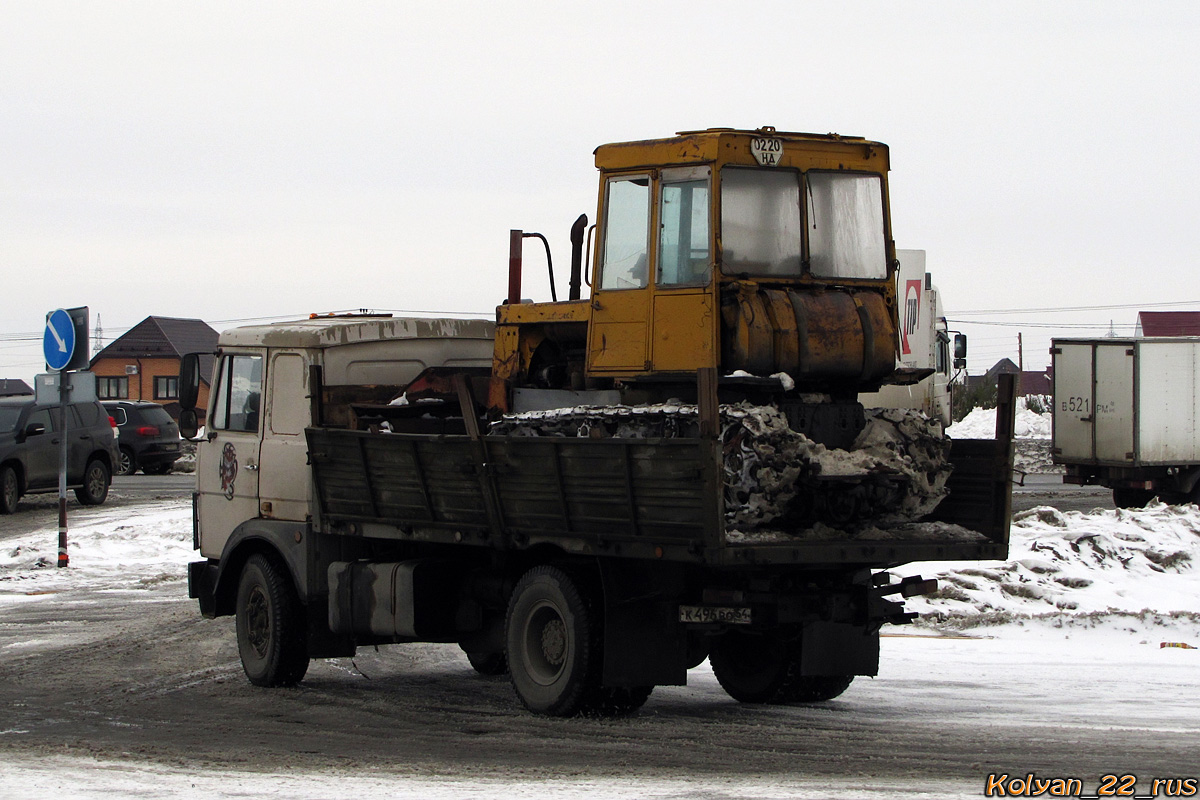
left=3, top=1, right=1199, bottom=383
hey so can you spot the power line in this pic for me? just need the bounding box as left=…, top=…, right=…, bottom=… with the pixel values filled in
left=954, top=299, right=1200, bottom=316
left=948, top=319, right=1138, bottom=329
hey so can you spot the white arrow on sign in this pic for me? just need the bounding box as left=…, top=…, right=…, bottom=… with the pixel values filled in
left=47, top=319, right=68, bottom=352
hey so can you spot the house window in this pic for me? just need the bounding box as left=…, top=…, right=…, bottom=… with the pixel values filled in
left=154, top=375, right=179, bottom=400
left=97, top=377, right=129, bottom=400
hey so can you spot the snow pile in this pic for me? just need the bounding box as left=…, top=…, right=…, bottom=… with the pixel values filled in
left=947, top=397, right=1052, bottom=440
left=901, top=501, right=1200, bottom=629
left=0, top=501, right=193, bottom=596
left=492, top=402, right=950, bottom=529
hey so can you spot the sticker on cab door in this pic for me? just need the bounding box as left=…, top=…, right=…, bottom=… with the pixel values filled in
left=220, top=442, right=239, bottom=500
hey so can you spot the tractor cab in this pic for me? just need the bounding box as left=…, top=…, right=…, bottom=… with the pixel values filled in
left=492, top=127, right=906, bottom=421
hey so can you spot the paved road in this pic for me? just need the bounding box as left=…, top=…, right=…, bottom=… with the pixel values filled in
left=0, top=473, right=195, bottom=541
left=1011, top=473, right=1113, bottom=515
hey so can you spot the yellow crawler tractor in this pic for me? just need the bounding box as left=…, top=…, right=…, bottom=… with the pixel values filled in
left=491, top=127, right=923, bottom=449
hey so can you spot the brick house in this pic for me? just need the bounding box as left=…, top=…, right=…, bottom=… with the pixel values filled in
left=89, top=316, right=218, bottom=419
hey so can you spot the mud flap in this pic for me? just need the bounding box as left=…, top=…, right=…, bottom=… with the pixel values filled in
left=599, top=561, right=688, bottom=687
left=800, top=621, right=880, bottom=677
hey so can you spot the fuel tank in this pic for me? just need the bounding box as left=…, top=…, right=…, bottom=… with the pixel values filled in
left=720, top=283, right=897, bottom=390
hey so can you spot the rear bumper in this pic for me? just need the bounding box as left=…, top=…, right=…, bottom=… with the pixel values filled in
left=135, top=443, right=181, bottom=467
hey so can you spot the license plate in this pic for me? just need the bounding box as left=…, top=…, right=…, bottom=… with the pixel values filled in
left=678, top=605, right=751, bottom=625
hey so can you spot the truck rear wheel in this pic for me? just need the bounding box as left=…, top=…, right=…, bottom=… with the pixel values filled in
left=236, top=553, right=309, bottom=687
left=464, top=650, right=509, bottom=676
left=505, top=566, right=599, bottom=716
left=710, top=630, right=853, bottom=704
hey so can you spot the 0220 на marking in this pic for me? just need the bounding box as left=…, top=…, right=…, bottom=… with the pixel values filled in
left=984, top=772, right=1198, bottom=797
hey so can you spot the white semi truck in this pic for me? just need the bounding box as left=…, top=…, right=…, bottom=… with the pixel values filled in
left=860, top=249, right=963, bottom=428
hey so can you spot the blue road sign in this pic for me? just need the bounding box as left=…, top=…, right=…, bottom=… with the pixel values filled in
left=44, top=308, right=76, bottom=371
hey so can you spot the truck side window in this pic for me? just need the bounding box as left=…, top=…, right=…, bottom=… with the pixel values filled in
left=211, top=354, right=264, bottom=433
left=598, top=176, right=651, bottom=290
left=658, top=167, right=711, bottom=287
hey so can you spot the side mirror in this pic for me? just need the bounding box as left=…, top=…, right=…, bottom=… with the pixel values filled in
left=23, top=422, right=46, bottom=438
left=953, top=333, right=968, bottom=370
left=179, top=353, right=200, bottom=411
left=179, top=408, right=199, bottom=440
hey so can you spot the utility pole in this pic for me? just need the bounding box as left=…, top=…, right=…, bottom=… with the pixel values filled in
left=1017, top=332, right=1024, bottom=397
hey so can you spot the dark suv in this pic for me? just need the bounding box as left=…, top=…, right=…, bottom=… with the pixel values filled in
left=102, top=401, right=182, bottom=476
left=0, top=397, right=120, bottom=514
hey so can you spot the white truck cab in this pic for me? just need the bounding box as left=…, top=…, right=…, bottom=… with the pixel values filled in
left=860, top=249, right=958, bottom=427
left=189, top=315, right=496, bottom=561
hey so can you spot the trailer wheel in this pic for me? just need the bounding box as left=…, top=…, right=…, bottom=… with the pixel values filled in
left=236, top=553, right=309, bottom=687
left=1112, top=488, right=1154, bottom=509
left=505, top=566, right=599, bottom=716
left=464, top=650, right=509, bottom=676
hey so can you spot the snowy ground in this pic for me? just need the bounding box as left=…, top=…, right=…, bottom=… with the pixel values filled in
left=2, top=497, right=1198, bottom=799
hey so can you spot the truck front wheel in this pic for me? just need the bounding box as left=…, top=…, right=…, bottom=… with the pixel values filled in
left=235, top=553, right=309, bottom=687
left=505, top=566, right=599, bottom=716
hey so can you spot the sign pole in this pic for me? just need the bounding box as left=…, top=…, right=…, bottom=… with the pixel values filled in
left=58, top=377, right=69, bottom=568
left=44, top=307, right=84, bottom=569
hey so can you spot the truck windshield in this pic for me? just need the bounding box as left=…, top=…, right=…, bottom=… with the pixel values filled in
left=720, top=167, right=803, bottom=277
left=807, top=172, right=887, bottom=280
left=720, top=168, right=888, bottom=281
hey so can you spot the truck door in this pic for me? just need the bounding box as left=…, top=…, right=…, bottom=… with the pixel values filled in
left=1092, top=342, right=1134, bottom=464
left=1053, top=341, right=1095, bottom=463
left=588, top=174, right=653, bottom=375
left=197, top=350, right=264, bottom=559
left=256, top=351, right=310, bottom=522
left=650, top=166, right=716, bottom=372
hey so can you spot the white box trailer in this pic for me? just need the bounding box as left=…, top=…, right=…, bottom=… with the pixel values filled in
left=1051, top=337, right=1200, bottom=507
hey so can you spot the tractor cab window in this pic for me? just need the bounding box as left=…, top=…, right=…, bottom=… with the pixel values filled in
left=211, top=354, right=263, bottom=433
left=807, top=172, right=887, bottom=280
left=599, top=176, right=651, bottom=290
left=720, top=167, right=803, bottom=277
left=657, top=167, right=711, bottom=287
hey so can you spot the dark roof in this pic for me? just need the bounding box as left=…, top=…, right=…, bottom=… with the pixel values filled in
left=1137, top=311, right=1200, bottom=337
left=1020, top=370, right=1053, bottom=396
left=0, top=379, right=33, bottom=397
left=985, top=358, right=1020, bottom=379
left=91, top=316, right=218, bottom=361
